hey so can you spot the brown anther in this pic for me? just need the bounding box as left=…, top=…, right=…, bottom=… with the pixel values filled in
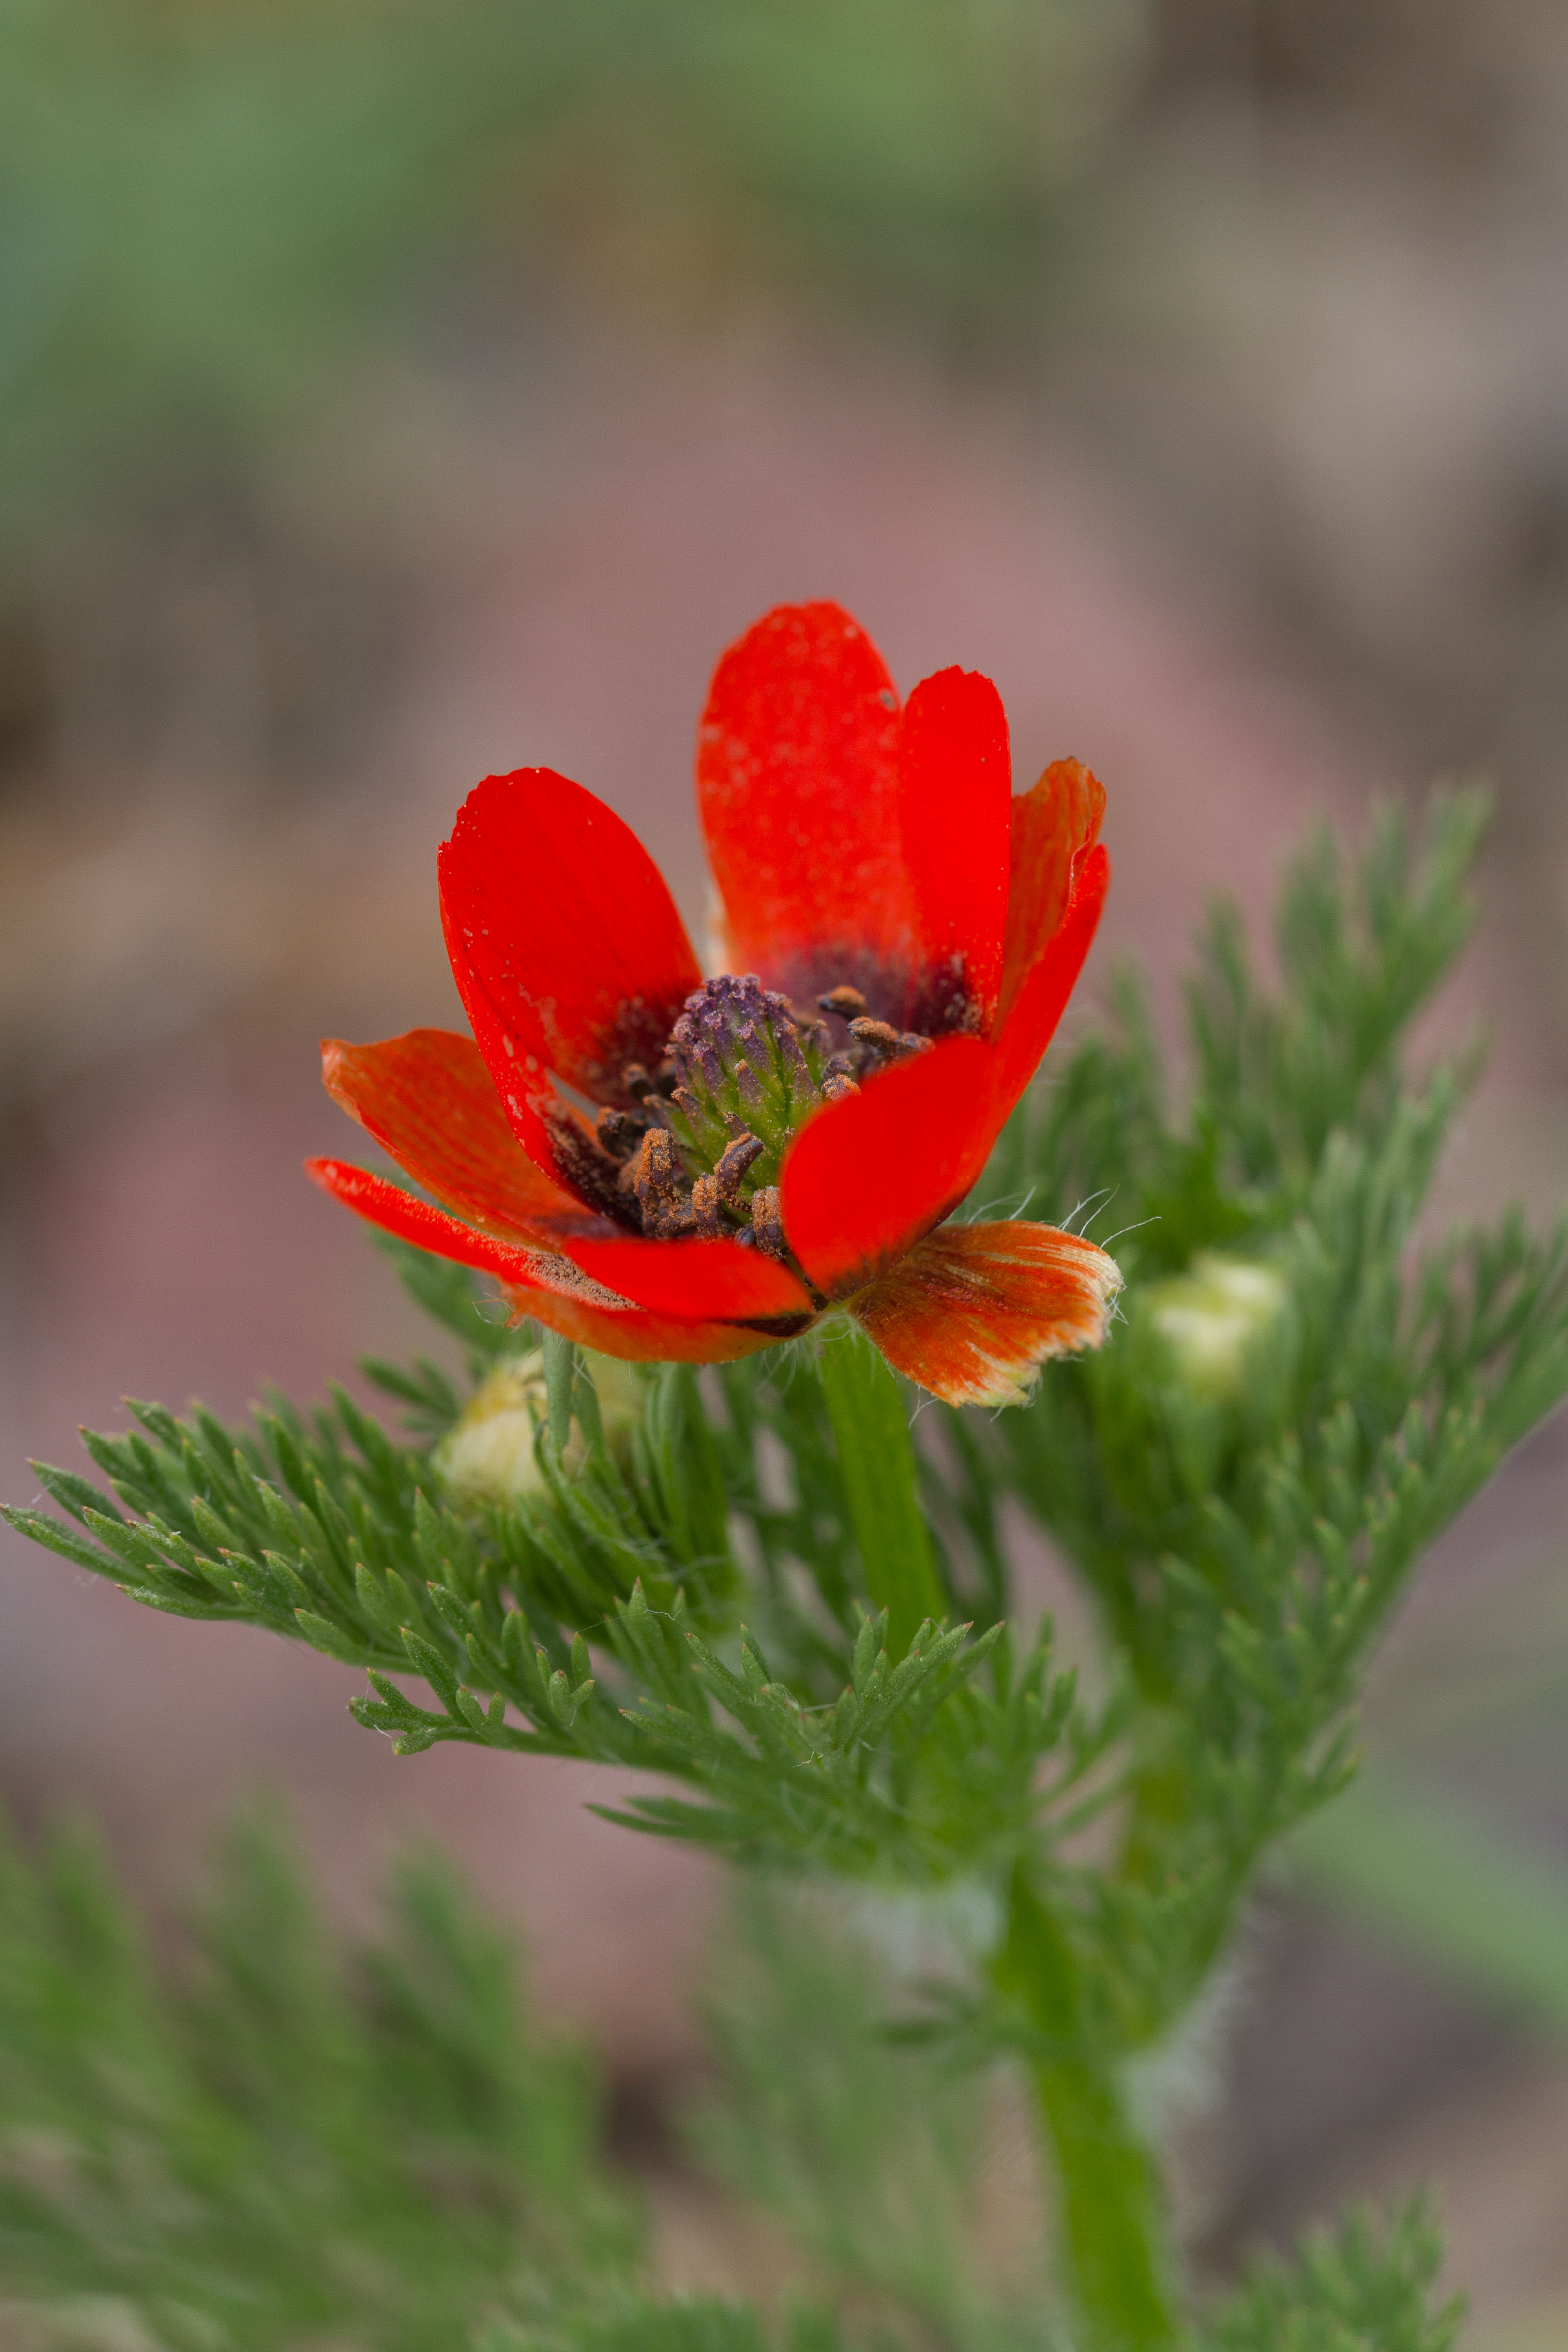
left=822, top=1073, right=860, bottom=1103
left=847, top=1017, right=903, bottom=1055
left=596, top=1105, right=635, bottom=1153
left=545, top=1106, right=634, bottom=1224
left=825, top=1052, right=855, bottom=1079
left=714, top=1130, right=765, bottom=1205
left=635, top=1128, right=689, bottom=1234
left=691, top=1173, right=722, bottom=1238
left=819, top=985, right=867, bottom=1020
left=750, top=1185, right=787, bottom=1260
left=647, top=1199, right=698, bottom=1239
left=846, top=1018, right=932, bottom=1063
left=671, top=1086, right=703, bottom=1124
left=624, top=1064, right=654, bottom=1100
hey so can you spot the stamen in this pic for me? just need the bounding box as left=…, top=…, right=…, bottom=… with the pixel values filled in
left=819, top=985, right=867, bottom=1020
left=635, top=1129, right=686, bottom=1227
left=546, top=1106, right=634, bottom=1224
left=624, top=1064, right=655, bottom=1100
left=715, top=1131, right=765, bottom=1205
left=750, top=1186, right=787, bottom=1260
left=672, top=1086, right=703, bottom=1123
left=691, top=1173, right=722, bottom=1238
left=649, top=1199, right=698, bottom=1238
left=848, top=1017, right=903, bottom=1054
left=596, top=1106, right=635, bottom=1153
left=822, top=1073, right=859, bottom=1102
left=848, top=1017, right=933, bottom=1065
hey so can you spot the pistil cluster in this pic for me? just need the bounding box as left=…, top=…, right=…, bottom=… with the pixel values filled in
left=560, top=974, right=931, bottom=1254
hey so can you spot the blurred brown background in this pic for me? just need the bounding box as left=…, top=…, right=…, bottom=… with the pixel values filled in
left=3, top=4, right=1568, bottom=2342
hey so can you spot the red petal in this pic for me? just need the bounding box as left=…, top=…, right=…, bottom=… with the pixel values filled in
left=438, top=768, right=702, bottom=1122
left=780, top=1036, right=1001, bottom=1297
left=510, top=1301, right=779, bottom=1366
left=852, top=1220, right=1121, bottom=1407
left=322, top=1030, right=581, bottom=1245
left=899, top=667, right=1012, bottom=1035
left=305, top=1159, right=775, bottom=1364
left=991, top=840, right=1109, bottom=1119
left=996, top=759, right=1105, bottom=1033
left=561, top=1233, right=814, bottom=1324
left=697, top=602, right=916, bottom=1012
left=308, top=1157, right=556, bottom=1282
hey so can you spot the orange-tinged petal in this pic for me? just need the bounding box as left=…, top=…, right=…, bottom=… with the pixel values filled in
left=561, top=1233, right=815, bottom=1325
left=308, top=1156, right=543, bottom=1282
left=995, top=759, right=1105, bottom=1035
left=305, top=1160, right=774, bottom=1364
left=899, top=666, right=1012, bottom=1035
left=439, top=767, right=702, bottom=1119
left=512, top=1297, right=781, bottom=1366
left=322, top=1029, right=581, bottom=1246
left=780, top=1036, right=1002, bottom=1297
left=697, top=602, right=916, bottom=1014
left=851, top=1220, right=1121, bottom=1407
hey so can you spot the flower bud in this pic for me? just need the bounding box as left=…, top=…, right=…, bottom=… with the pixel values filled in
left=434, top=1349, right=640, bottom=1510
left=1147, top=1254, right=1289, bottom=1402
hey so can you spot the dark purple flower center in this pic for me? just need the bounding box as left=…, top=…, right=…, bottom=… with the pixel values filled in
left=558, top=975, right=932, bottom=1251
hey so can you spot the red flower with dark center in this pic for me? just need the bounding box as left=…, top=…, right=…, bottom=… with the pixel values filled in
left=308, top=601, right=1120, bottom=1407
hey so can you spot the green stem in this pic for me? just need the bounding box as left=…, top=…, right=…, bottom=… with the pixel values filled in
left=1117, top=1749, right=1190, bottom=1896
left=816, top=1321, right=946, bottom=1656
left=541, top=1330, right=575, bottom=1455
left=994, top=1868, right=1180, bottom=2352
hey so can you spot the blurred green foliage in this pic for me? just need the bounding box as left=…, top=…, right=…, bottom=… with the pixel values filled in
left=0, top=0, right=1146, bottom=552
left=0, top=1800, right=1461, bottom=2352
left=0, top=1802, right=633, bottom=2351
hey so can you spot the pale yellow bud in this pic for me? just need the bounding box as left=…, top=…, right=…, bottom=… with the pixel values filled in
left=433, top=1350, right=641, bottom=1510
left=1147, top=1255, right=1289, bottom=1401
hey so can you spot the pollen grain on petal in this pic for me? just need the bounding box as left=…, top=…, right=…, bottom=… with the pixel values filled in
left=850, top=1219, right=1121, bottom=1408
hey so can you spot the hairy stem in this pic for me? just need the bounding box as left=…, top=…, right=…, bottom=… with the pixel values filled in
left=816, top=1322, right=946, bottom=1656
left=994, top=1869, right=1180, bottom=2352
left=541, top=1330, right=575, bottom=1454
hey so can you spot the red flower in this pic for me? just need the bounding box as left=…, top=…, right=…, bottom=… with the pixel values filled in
left=308, top=602, right=1119, bottom=1407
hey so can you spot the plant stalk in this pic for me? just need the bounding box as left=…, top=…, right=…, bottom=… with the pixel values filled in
left=995, top=1868, right=1180, bottom=2352
left=816, top=1321, right=946, bottom=1657
left=541, top=1330, right=576, bottom=1455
